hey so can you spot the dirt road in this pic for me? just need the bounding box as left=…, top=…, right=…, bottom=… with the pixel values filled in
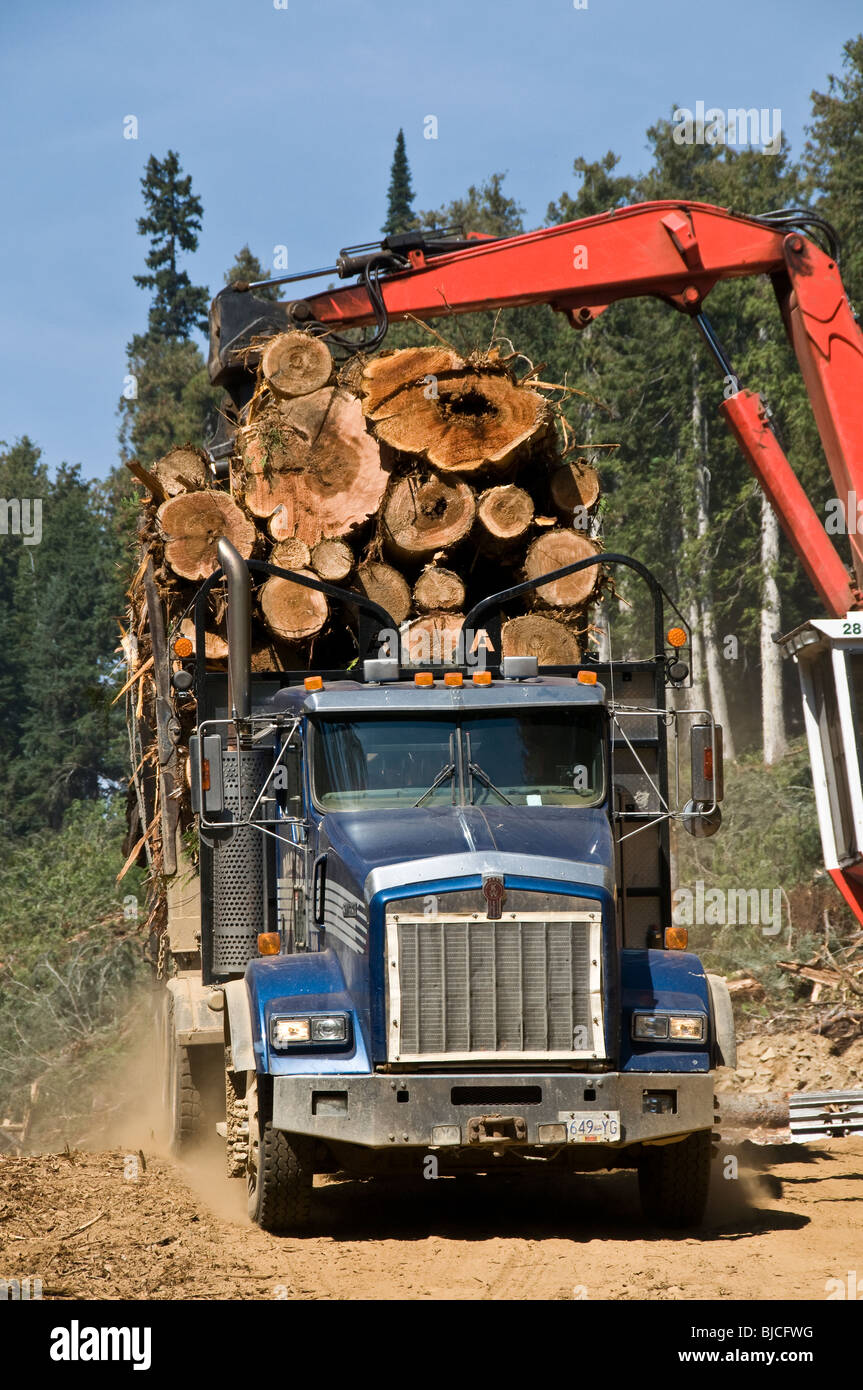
left=2, top=1134, right=861, bottom=1301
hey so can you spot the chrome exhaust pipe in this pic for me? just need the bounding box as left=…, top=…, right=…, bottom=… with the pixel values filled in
left=217, top=538, right=251, bottom=720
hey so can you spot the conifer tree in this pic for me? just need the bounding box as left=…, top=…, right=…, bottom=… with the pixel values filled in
left=383, top=129, right=417, bottom=235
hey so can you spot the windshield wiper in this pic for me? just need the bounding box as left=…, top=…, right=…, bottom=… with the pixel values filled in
left=465, top=732, right=512, bottom=805
left=414, top=731, right=457, bottom=807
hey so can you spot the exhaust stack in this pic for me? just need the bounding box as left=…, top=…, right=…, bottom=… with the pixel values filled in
left=217, top=538, right=251, bottom=720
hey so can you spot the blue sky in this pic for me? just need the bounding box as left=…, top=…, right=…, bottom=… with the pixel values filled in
left=0, top=0, right=859, bottom=481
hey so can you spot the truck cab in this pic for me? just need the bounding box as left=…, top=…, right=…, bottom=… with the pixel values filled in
left=160, top=541, right=733, bottom=1233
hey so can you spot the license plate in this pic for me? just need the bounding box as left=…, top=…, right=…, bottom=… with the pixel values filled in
left=560, top=1110, right=621, bottom=1143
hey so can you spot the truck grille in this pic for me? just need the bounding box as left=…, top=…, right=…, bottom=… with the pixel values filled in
left=386, top=912, right=603, bottom=1062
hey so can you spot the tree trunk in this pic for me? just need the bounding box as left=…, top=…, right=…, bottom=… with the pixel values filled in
left=356, top=561, right=411, bottom=626
left=382, top=474, right=476, bottom=563
left=523, top=530, right=600, bottom=608
left=260, top=572, right=328, bottom=642
left=157, top=491, right=256, bottom=580
left=360, top=346, right=550, bottom=476
left=413, top=566, right=466, bottom=613
left=760, top=492, right=788, bottom=764
left=261, top=331, right=332, bottom=398
left=476, top=484, right=534, bottom=549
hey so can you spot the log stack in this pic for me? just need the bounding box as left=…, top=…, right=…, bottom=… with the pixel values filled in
left=126, top=332, right=603, bottom=676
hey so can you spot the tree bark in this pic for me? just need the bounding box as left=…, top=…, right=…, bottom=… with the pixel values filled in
left=760, top=491, right=788, bottom=764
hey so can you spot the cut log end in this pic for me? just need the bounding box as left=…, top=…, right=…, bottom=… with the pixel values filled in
left=261, top=331, right=333, bottom=398
left=413, top=566, right=466, bottom=613
left=157, top=490, right=256, bottom=581
left=550, top=459, right=600, bottom=519
left=310, top=538, right=353, bottom=583
left=404, top=611, right=465, bottom=667
left=477, top=484, right=534, bottom=547
left=383, top=474, right=476, bottom=564
left=269, top=538, right=312, bottom=572
left=356, top=561, right=411, bottom=627
left=260, top=572, right=328, bottom=642
left=151, top=446, right=209, bottom=497
left=524, top=530, right=601, bottom=609
left=502, top=615, right=581, bottom=666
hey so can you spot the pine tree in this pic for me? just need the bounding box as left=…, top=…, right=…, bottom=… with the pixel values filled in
left=383, top=129, right=417, bottom=235
left=225, top=245, right=282, bottom=301
left=804, top=35, right=863, bottom=302
left=133, top=151, right=210, bottom=338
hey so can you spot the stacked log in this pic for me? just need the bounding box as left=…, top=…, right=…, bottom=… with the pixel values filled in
left=126, top=334, right=603, bottom=678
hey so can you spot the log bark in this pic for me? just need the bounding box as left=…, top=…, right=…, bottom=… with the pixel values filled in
left=356, top=561, right=411, bottom=626
left=261, top=331, right=332, bottom=398
left=383, top=474, right=476, bottom=564
left=269, top=538, right=312, bottom=571
left=260, top=572, right=328, bottom=642
left=157, top=490, right=256, bottom=581
left=244, top=387, right=389, bottom=544
left=523, top=530, right=600, bottom=608
left=404, top=611, right=465, bottom=666
left=549, top=458, right=600, bottom=519
left=477, top=484, right=534, bottom=549
left=413, top=566, right=466, bottom=613
left=310, top=538, right=353, bottom=583
left=361, top=347, right=549, bottom=476
left=502, top=615, right=581, bottom=665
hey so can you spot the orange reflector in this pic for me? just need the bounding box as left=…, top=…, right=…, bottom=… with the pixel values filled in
left=173, top=635, right=194, bottom=658
left=703, top=748, right=714, bottom=779
left=414, top=672, right=434, bottom=687
left=444, top=672, right=463, bottom=687
left=473, top=671, right=492, bottom=685
left=665, top=926, right=688, bottom=951
left=304, top=676, right=323, bottom=691
left=577, top=670, right=598, bottom=685
left=201, top=758, right=211, bottom=792
left=667, top=627, right=687, bottom=648
left=257, top=932, right=281, bottom=955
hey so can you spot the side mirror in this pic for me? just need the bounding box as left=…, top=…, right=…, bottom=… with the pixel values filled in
left=682, top=724, right=724, bottom=838
left=190, top=733, right=225, bottom=817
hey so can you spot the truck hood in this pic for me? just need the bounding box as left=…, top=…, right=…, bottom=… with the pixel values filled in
left=319, top=805, right=615, bottom=898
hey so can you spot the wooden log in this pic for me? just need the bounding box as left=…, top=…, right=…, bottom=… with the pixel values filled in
left=260, top=572, right=328, bottom=642
left=150, top=445, right=209, bottom=497
left=179, top=617, right=228, bottom=661
left=382, top=474, right=476, bottom=564
left=360, top=347, right=550, bottom=476
left=404, top=611, right=465, bottom=667
left=269, top=538, right=312, bottom=571
left=413, top=566, right=466, bottom=613
left=523, top=530, right=601, bottom=608
left=261, top=331, right=333, bottom=398
left=245, top=387, right=388, bottom=544
left=476, top=484, right=534, bottom=549
left=156, top=490, right=256, bottom=582
left=502, top=615, right=581, bottom=666
left=310, top=538, right=353, bottom=583
left=356, top=561, right=411, bottom=627
left=549, top=458, right=600, bottom=519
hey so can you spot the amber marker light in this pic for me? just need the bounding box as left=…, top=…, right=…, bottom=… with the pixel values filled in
left=414, top=672, right=434, bottom=687
left=667, top=627, right=687, bottom=648
left=665, top=926, right=688, bottom=950
left=444, top=672, right=463, bottom=687
left=473, top=671, right=492, bottom=685
left=258, top=932, right=281, bottom=955
left=173, top=635, right=194, bottom=658
left=577, top=670, right=598, bottom=685
left=304, top=676, right=323, bottom=691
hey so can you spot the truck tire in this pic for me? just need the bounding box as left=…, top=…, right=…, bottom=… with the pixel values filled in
left=638, top=1129, right=712, bottom=1229
left=159, top=992, right=203, bottom=1152
left=246, top=1074, right=313, bottom=1233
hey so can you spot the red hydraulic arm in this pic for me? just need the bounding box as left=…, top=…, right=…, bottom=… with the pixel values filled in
left=297, top=200, right=863, bottom=617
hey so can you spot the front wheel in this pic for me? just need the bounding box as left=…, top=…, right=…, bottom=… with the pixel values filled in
left=638, top=1129, right=712, bottom=1229
left=246, top=1073, right=314, bottom=1233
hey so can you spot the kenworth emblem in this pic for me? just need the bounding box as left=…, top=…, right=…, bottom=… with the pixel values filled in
left=482, top=874, right=506, bottom=920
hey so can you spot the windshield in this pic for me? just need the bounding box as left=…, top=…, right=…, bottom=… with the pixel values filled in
left=311, top=708, right=605, bottom=811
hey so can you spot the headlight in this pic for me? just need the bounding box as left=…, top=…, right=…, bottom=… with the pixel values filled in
left=632, top=1013, right=706, bottom=1042
left=270, top=1013, right=350, bottom=1049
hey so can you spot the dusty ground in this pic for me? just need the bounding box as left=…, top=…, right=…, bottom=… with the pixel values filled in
left=2, top=1025, right=861, bottom=1302
left=1, top=1134, right=861, bottom=1301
